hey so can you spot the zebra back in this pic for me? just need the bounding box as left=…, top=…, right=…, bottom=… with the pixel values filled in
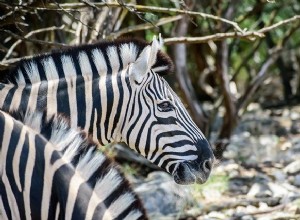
left=3, top=37, right=173, bottom=85
left=0, top=110, right=147, bottom=220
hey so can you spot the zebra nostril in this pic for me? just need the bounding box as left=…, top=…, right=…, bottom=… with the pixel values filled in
left=202, top=159, right=212, bottom=173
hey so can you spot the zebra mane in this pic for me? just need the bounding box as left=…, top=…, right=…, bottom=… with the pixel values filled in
left=3, top=38, right=174, bottom=85
left=7, top=110, right=146, bottom=219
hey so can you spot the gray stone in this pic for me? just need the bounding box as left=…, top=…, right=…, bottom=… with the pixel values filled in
left=292, top=174, right=300, bottom=187
left=268, top=182, right=289, bottom=198
left=284, top=160, right=300, bottom=175
left=271, top=170, right=286, bottom=183
left=134, top=171, right=194, bottom=216
left=247, top=182, right=272, bottom=198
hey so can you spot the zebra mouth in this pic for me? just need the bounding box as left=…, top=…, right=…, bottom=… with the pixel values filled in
left=173, top=162, right=207, bottom=185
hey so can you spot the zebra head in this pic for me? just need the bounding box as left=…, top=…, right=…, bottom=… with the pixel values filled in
left=121, top=37, right=215, bottom=185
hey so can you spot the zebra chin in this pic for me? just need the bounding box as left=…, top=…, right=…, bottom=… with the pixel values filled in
left=172, top=159, right=213, bottom=185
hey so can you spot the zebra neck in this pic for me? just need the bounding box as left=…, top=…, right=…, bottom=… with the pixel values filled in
left=0, top=74, right=131, bottom=146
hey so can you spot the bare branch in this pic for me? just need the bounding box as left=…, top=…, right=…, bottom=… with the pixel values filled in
left=32, top=2, right=244, bottom=32
left=110, top=15, right=183, bottom=39
left=164, top=31, right=265, bottom=44
left=258, top=15, right=300, bottom=33
left=0, top=29, right=68, bottom=48
left=164, top=15, right=300, bottom=44
left=2, top=25, right=66, bottom=61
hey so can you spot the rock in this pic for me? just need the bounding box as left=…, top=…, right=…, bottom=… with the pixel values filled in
left=271, top=169, right=287, bottom=183
left=134, top=171, right=195, bottom=217
left=228, top=177, right=251, bottom=195
left=268, top=182, right=289, bottom=198
left=206, top=211, right=226, bottom=219
left=292, top=174, right=300, bottom=187
left=291, top=120, right=300, bottom=134
left=284, top=160, right=300, bottom=175
left=247, top=182, right=272, bottom=198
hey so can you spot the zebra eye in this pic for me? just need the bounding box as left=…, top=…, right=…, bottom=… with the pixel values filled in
left=158, top=101, right=174, bottom=112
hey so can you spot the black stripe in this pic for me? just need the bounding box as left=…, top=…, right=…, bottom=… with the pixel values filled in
left=53, top=54, right=65, bottom=79
left=37, top=59, right=47, bottom=82
left=154, top=149, right=198, bottom=170
left=120, top=76, right=132, bottom=136
left=87, top=50, right=99, bottom=79
left=150, top=130, right=191, bottom=161
left=20, top=65, right=32, bottom=84
left=29, top=135, right=46, bottom=219
left=126, top=89, right=143, bottom=154
left=0, top=178, right=12, bottom=220
left=2, top=87, right=16, bottom=109
left=57, top=79, right=71, bottom=117
left=102, top=49, right=113, bottom=141
left=36, top=83, right=47, bottom=111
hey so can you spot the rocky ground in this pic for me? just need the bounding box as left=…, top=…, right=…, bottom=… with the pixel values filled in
left=121, top=104, right=300, bottom=220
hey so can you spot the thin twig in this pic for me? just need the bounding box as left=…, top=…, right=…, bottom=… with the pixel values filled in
left=0, top=29, right=67, bottom=49
left=110, top=15, right=183, bottom=38
left=0, top=55, right=34, bottom=70
left=164, top=15, right=300, bottom=44
left=32, top=2, right=244, bottom=32
left=2, top=25, right=65, bottom=61
left=258, top=15, right=300, bottom=33
left=164, top=31, right=264, bottom=44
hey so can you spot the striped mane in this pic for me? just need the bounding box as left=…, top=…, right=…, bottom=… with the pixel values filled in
left=3, top=38, right=173, bottom=85
left=0, top=110, right=146, bottom=219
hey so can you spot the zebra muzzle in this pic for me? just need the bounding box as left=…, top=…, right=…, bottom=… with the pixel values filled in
left=173, top=159, right=213, bottom=185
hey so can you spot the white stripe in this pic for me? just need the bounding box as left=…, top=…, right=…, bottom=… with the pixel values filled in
left=83, top=75, right=93, bottom=132
left=46, top=80, right=58, bottom=119
left=0, top=84, right=13, bottom=109
left=78, top=52, right=93, bottom=132
left=24, top=61, right=40, bottom=83
left=85, top=169, right=122, bottom=220
left=92, top=49, right=108, bottom=144
left=120, top=43, right=138, bottom=67
left=123, top=210, right=143, bottom=220
left=12, top=127, right=27, bottom=192
left=65, top=176, right=85, bottom=220
left=102, top=193, right=135, bottom=220
left=55, top=203, right=60, bottom=220
left=107, top=46, right=120, bottom=140
left=9, top=87, right=24, bottom=112
left=62, top=55, right=78, bottom=128
left=26, top=83, right=40, bottom=114
left=61, top=55, right=77, bottom=78
left=92, top=109, right=98, bottom=143
left=16, top=69, right=26, bottom=84
left=78, top=52, right=92, bottom=77
left=24, top=133, right=36, bottom=220
left=42, top=57, right=59, bottom=81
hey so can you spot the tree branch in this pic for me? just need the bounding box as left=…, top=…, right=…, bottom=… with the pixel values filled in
left=30, top=2, right=244, bottom=32
left=110, top=15, right=183, bottom=38
left=2, top=25, right=66, bottom=61
left=164, top=15, right=300, bottom=44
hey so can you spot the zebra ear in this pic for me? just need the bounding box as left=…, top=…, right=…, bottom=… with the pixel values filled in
left=130, top=35, right=162, bottom=83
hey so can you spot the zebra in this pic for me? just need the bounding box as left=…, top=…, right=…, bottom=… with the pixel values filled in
left=0, top=36, right=214, bottom=185
left=0, top=110, right=147, bottom=220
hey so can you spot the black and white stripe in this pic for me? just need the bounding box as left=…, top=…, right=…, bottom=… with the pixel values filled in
left=0, top=110, right=146, bottom=220
left=0, top=36, right=214, bottom=185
